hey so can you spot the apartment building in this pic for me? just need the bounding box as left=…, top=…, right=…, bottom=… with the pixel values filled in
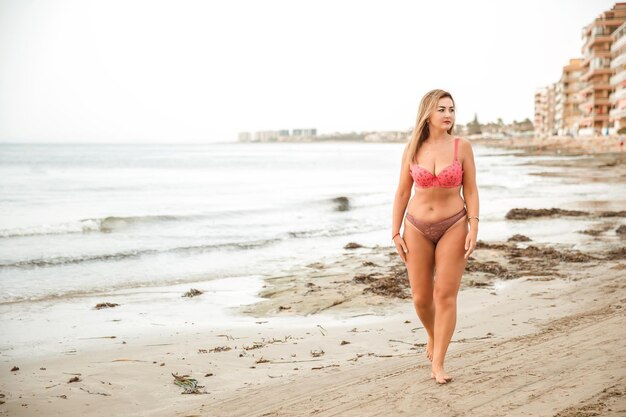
left=610, top=21, right=626, bottom=131
left=555, top=59, right=583, bottom=136
left=534, top=88, right=546, bottom=137
left=578, top=3, right=626, bottom=135
left=292, top=129, right=317, bottom=136
left=534, top=84, right=556, bottom=138
left=238, top=128, right=318, bottom=142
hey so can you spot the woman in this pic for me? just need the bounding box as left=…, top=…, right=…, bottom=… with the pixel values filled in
left=391, top=89, right=479, bottom=384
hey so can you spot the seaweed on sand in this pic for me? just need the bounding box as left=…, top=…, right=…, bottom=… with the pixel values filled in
left=171, top=373, right=207, bottom=394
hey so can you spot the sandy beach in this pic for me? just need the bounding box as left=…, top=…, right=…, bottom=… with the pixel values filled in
left=1, top=143, right=625, bottom=417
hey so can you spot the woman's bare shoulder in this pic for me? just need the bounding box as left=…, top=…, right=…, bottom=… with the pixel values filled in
left=401, top=141, right=413, bottom=161
left=455, top=136, right=474, bottom=150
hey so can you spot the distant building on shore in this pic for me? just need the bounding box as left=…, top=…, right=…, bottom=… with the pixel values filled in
left=237, top=128, right=318, bottom=142
left=578, top=4, right=626, bottom=135
left=535, top=85, right=556, bottom=138
left=237, top=122, right=533, bottom=143
left=292, top=128, right=316, bottom=136
left=555, top=58, right=583, bottom=136
left=363, top=131, right=410, bottom=142
left=611, top=21, right=626, bottom=132
left=535, top=2, right=626, bottom=137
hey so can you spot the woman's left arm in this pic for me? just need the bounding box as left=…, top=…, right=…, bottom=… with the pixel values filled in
left=460, top=138, right=479, bottom=260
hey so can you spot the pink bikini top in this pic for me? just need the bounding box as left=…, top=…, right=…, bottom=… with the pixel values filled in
left=410, top=138, right=463, bottom=189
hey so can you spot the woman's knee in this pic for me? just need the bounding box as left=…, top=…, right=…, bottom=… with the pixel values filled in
left=412, top=293, right=433, bottom=311
left=433, top=287, right=457, bottom=306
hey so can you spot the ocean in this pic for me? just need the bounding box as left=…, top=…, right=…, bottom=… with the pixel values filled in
left=2, top=141, right=623, bottom=304
left=1, top=141, right=623, bottom=358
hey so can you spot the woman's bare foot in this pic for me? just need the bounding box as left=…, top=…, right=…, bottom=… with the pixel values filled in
left=430, top=366, right=452, bottom=384
left=425, top=336, right=434, bottom=362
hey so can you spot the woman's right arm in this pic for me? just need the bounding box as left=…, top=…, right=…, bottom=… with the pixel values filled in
left=391, top=144, right=413, bottom=260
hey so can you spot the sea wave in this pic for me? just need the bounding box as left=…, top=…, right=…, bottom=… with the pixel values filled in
left=0, top=237, right=282, bottom=269
left=1, top=219, right=383, bottom=269
left=0, top=194, right=378, bottom=239
left=0, top=214, right=201, bottom=238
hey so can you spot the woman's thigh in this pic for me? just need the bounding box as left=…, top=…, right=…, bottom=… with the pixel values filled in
left=433, top=216, right=468, bottom=297
left=403, top=218, right=436, bottom=302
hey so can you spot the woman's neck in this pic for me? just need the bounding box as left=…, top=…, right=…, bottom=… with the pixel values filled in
left=427, top=130, right=452, bottom=143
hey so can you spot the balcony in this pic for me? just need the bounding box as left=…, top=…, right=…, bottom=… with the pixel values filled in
left=578, top=84, right=594, bottom=97
left=594, top=82, right=613, bottom=90
left=591, top=56, right=613, bottom=69
left=578, top=116, right=611, bottom=129
left=610, top=87, right=626, bottom=102
left=611, top=69, right=626, bottom=86
left=581, top=67, right=612, bottom=81
left=611, top=53, right=626, bottom=68
left=612, top=33, right=626, bottom=52
left=578, top=80, right=611, bottom=97
left=585, top=17, right=626, bottom=34
left=610, top=107, right=626, bottom=119
left=592, top=97, right=611, bottom=106
left=584, top=35, right=613, bottom=52
left=579, top=94, right=612, bottom=110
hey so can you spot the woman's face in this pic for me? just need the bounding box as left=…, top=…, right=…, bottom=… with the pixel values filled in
left=428, top=97, right=455, bottom=131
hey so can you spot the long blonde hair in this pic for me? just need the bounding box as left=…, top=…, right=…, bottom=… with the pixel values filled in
left=406, top=89, right=455, bottom=164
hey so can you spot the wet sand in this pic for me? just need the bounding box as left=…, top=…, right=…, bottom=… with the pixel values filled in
left=1, top=145, right=625, bottom=416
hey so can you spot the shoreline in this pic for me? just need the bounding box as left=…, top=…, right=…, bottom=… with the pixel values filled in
left=237, top=133, right=626, bottom=157
left=2, top=242, right=623, bottom=416
left=471, top=135, right=626, bottom=156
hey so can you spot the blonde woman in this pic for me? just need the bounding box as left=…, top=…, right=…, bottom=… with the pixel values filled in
left=391, top=89, right=479, bottom=384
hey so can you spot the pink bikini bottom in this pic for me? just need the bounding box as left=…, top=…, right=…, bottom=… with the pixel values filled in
left=405, top=207, right=467, bottom=244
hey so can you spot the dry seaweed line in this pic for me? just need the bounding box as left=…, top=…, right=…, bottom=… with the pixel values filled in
left=243, top=342, right=265, bottom=351
left=182, top=288, right=203, bottom=298
left=94, top=302, right=120, bottom=309
left=208, top=346, right=232, bottom=353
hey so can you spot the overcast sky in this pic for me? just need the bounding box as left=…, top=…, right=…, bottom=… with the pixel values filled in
left=0, top=0, right=619, bottom=143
